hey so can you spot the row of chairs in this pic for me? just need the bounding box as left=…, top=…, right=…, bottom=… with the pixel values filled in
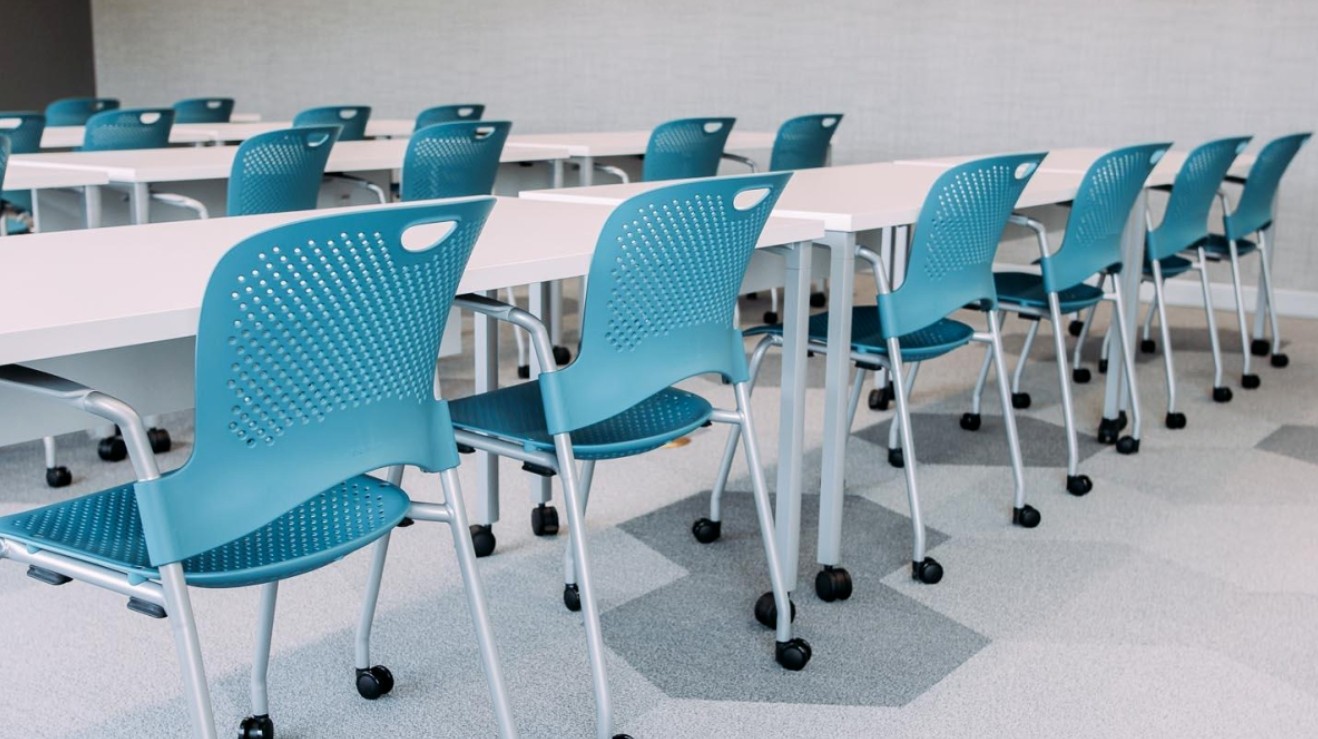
left=41, top=95, right=487, bottom=130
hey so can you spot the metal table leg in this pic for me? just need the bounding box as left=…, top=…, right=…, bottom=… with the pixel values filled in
left=815, top=231, right=856, bottom=580
left=773, top=241, right=813, bottom=593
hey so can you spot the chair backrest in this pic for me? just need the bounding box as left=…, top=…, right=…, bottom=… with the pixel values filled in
left=400, top=121, right=510, bottom=201
left=1226, top=132, right=1312, bottom=239
left=133, top=197, right=496, bottom=566
left=45, top=97, right=119, bottom=126
left=769, top=114, right=843, bottom=171
left=173, top=97, right=236, bottom=123
left=642, top=117, right=736, bottom=182
left=1044, top=142, right=1172, bottom=291
left=81, top=108, right=175, bottom=151
left=1146, top=136, right=1251, bottom=260
left=537, top=172, right=791, bottom=434
left=293, top=105, right=372, bottom=141
left=0, top=112, right=46, bottom=153
left=876, top=153, right=1044, bottom=339
left=414, top=104, right=485, bottom=131
left=0, top=134, right=10, bottom=195
left=226, top=126, right=340, bottom=217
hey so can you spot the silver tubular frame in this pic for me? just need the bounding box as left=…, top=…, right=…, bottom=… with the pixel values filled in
left=1194, top=244, right=1226, bottom=390
left=1012, top=319, right=1041, bottom=395
left=1148, top=261, right=1178, bottom=414
left=982, top=310, right=1029, bottom=511
left=1255, top=229, right=1284, bottom=354
left=250, top=582, right=279, bottom=717
left=886, top=362, right=920, bottom=453
left=1217, top=191, right=1254, bottom=380
left=1109, top=276, right=1145, bottom=439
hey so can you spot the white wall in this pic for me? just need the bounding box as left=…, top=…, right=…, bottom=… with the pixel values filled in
left=91, top=0, right=1318, bottom=290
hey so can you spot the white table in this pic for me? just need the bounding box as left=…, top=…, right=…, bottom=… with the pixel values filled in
left=11, top=140, right=572, bottom=225
left=40, top=126, right=216, bottom=150
left=38, top=117, right=402, bottom=150
left=507, top=130, right=778, bottom=185
left=2, top=163, right=110, bottom=229
left=524, top=162, right=1086, bottom=594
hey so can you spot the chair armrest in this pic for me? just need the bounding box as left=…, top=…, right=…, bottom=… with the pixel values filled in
left=150, top=191, right=209, bottom=219
left=0, top=365, right=161, bottom=481
left=454, top=294, right=559, bottom=373
left=853, top=245, right=893, bottom=295
left=327, top=174, right=388, bottom=204
left=1008, top=213, right=1052, bottom=259
left=721, top=153, right=758, bottom=173
left=593, top=164, right=630, bottom=184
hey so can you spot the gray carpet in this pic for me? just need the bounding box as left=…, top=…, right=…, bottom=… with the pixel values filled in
left=4, top=295, right=1318, bottom=738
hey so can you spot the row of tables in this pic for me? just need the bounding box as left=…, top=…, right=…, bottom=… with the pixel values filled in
left=0, top=134, right=1254, bottom=597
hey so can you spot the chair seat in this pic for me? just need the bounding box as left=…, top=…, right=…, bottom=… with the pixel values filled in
left=994, top=271, right=1104, bottom=313
left=1143, top=254, right=1193, bottom=278
left=1195, top=233, right=1258, bottom=259
left=748, top=306, right=975, bottom=362
left=0, top=475, right=409, bottom=589
left=449, top=382, right=712, bottom=461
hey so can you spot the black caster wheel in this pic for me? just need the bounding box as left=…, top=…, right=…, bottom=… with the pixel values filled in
left=1116, top=436, right=1140, bottom=455
left=887, top=447, right=904, bottom=468
left=469, top=524, right=496, bottom=558
left=763, top=311, right=779, bottom=325
left=912, top=557, right=943, bottom=584
left=1011, top=392, right=1031, bottom=410
left=516, top=364, right=530, bottom=379
left=809, top=292, right=827, bottom=308
left=563, top=583, right=581, bottom=612
left=1241, top=374, right=1261, bottom=389
left=553, top=345, right=572, bottom=366
left=868, top=383, right=894, bottom=411
left=614, top=735, right=635, bottom=739
left=1073, top=367, right=1092, bottom=384
left=775, top=638, right=813, bottom=671
left=960, top=412, right=982, bottom=431
left=147, top=427, right=171, bottom=453
left=1251, top=338, right=1271, bottom=357
left=1068, top=319, right=1085, bottom=337
left=1013, top=505, right=1042, bottom=528
left=1116, top=411, right=1128, bottom=431
left=753, top=591, right=796, bottom=628
left=1140, top=338, right=1156, bottom=354
left=1212, top=386, right=1233, bottom=403
left=1066, top=474, right=1093, bottom=496
left=1165, top=412, right=1187, bottom=430
left=1097, top=416, right=1120, bottom=444
left=747, top=291, right=759, bottom=300
left=1271, top=353, right=1290, bottom=368
left=691, top=517, right=722, bottom=544
left=814, top=566, right=853, bottom=602
left=97, top=435, right=127, bottom=462
left=239, top=713, right=274, bottom=739
left=45, top=466, right=72, bottom=488
left=1098, top=359, right=1109, bottom=374
left=531, top=504, right=559, bottom=536
left=355, top=665, right=395, bottom=700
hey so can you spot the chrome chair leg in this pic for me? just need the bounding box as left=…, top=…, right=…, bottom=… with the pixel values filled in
left=1047, top=294, right=1089, bottom=495
left=1226, top=239, right=1258, bottom=388
left=1255, top=230, right=1287, bottom=364
left=160, top=562, right=219, bottom=739
left=1149, top=265, right=1184, bottom=426
left=1195, top=247, right=1229, bottom=400
left=885, top=340, right=940, bottom=583
left=246, top=582, right=279, bottom=727
left=1110, top=279, right=1144, bottom=452
left=986, top=311, right=1037, bottom=528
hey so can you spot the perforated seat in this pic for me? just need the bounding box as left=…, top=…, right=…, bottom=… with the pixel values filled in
left=993, top=271, right=1105, bottom=313
left=0, top=475, right=409, bottom=589
left=748, top=307, right=975, bottom=362
left=1143, top=253, right=1193, bottom=278
left=450, top=384, right=712, bottom=461
left=1196, top=233, right=1257, bottom=259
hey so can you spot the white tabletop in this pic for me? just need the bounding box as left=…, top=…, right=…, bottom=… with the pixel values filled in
left=523, top=162, right=1085, bottom=232
left=11, top=139, right=571, bottom=184
left=40, top=119, right=415, bottom=149
left=230, top=113, right=262, bottom=123
left=0, top=197, right=824, bottom=365
left=2, top=163, right=109, bottom=190
left=507, top=130, right=777, bottom=158
left=895, top=147, right=1256, bottom=187
left=40, top=125, right=216, bottom=150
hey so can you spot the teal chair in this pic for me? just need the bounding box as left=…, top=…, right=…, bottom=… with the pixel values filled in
left=642, top=116, right=736, bottom=181
left=438, top=173, right=808, bottom=738
left=1211, top=133, right=1311, bottom=377
left=0, top=199, right=516, bottom=739
left=0, top=111, right=46, bottom=230
left=707, top=154, right=1046, bottom=600
left=1104, top=137, right=1251, bottom=427
left=414, top=103, right=484, bottom=131
left=0, top=133, right=11, bottom=236
left=44, top=96, right=119, bottom=126
left=81, top=107, right=175, bottom=151
left=173, top=97, right=235, bottom=123
left=293, top=105, right=371, bottom=141
left=226, top=125, right=340, bottom=216
left=961, top=143, right=1171, bottom=497
left=400, top=120, right=510, bottom=200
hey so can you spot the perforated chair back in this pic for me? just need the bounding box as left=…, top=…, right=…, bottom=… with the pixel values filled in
left=226, top=126, right=340, bottom=217
left=293, top=106, right=372, bottom=141
left=81, top=108, right=175, bottom=151
left=44, top=97, right=119, bottom=126
left=414, top=104, right=485, bottom=131
left=132, top=198, right=495, bottom=566
left=1226, top=132, right=1312, bottom=239
left=642, top=117, right=736, bottom=182
left=173, top=97, right=235, bottom=124
left=0, top=134, right=10, bottom=198
left=769, top=114, right=843, bottom=171
left=401, top=121, right=510, bottom=201
left=1146, top=136, right=1251, bottom=260
left=877, top=153, right=1044, bottom=339
left=0, top=112, right=46, bottom=153
left=1044, top=143, right=1172, bottom=291
left=536, top=172, right=790, bottom=434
